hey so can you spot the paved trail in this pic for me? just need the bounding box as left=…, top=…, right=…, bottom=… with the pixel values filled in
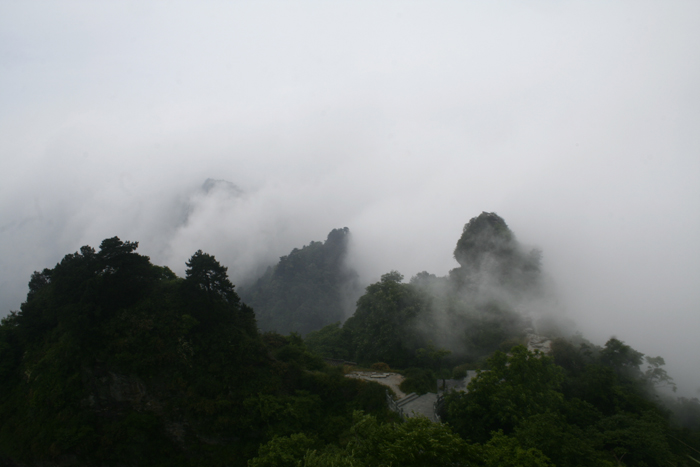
left=399, top=393, right=438, bottom=422
left=345, top=372, right=441, bottom=421
left=345, top=372, right=407, bottom=399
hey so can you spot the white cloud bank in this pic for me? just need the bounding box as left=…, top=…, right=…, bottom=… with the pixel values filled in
left=1, top=1, right=699, bottom=394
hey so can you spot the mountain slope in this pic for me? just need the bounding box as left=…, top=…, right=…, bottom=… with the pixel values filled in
left=239, top=227, right=360, bottom=336
left=0, top=237, right=388, bottom=466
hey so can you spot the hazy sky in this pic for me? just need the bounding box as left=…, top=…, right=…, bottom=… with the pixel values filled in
left=2, top=1, right=699, bottom=394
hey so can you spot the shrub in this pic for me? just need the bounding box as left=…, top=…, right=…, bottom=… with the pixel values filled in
left=399, top=368, right=436, bottom=395
left=499, top=337, right=525, bottom=353
left=452, top=363, right=470, bottom=379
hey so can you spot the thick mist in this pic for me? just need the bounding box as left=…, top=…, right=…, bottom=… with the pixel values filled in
left=2, top=2, right=699, bottom=395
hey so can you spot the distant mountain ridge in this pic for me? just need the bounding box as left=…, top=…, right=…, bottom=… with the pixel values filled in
left=1, top=213, right=698, bottom=466
left=239, top=227, right=361, bottom=336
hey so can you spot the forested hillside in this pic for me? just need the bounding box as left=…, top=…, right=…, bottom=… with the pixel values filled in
left=306, top=213, right=542, bottom=368
left=0, top=238, right=390, bottom=467
left=301, top=213, right=700, bottom=466
left=239, top=227, right=360, bottom=336
left=1, top=214, right=699, bottom=466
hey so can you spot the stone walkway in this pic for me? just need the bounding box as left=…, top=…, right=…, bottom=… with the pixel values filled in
left=397, top=392, right=439, bottom=422
left=345, top=371, right=407, bottom=398
left=346, top=372, right=441, bottom=422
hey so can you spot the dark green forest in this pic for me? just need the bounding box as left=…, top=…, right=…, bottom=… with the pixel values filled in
left=1, top=213, right=699, bottom=466
left=239, top=227, right=360, bottom=336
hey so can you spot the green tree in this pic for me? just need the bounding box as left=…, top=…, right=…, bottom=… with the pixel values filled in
left=643, top=356, right=676, bottom=393
left=305, top=322, right=353, bottom=360
left=399, top=367, right=437, bottom=395
left=249, top=412, right=480, bottom=467
left=514, top=411, right=609, bottom=467
left=248, top=433, right=317, bottom=467
left=481, top=431, right=554, bottom=467
left=445, top=345, right=565, bottom=442
left=239, top=228, right=360, bottom=336
left=342, top=272, right=429, bottom=367
left=600, top=338, right=644, bottom=381
left=95, top=237, right=159, bottom=312
left=185, top=250, right=237, bottom=302
left=26, top=269, right=52, bottom=301
left=248, top=412, right=560, bottom=467
left=597, top=411, right=675, bottom=466
left=415, top=340, right=451, bottom=372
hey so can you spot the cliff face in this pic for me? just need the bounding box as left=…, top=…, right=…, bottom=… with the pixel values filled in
left=240, top=227, right=361, bottom=336
left=450, top=212, right=541, bottom=295
left=87, top=369, right=150, bottom=410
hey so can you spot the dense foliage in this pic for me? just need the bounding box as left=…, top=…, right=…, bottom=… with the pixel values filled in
left=240, top=228, right=360, bottom=336
left=441, top=342, right=700, bottom=466
left=0, top=238, right=391, bottom=466
left=2, top=212, right=700, bottom=466
left=302, top=213, right=700, bottom=466
left=306, top=213, right=535, bottom=368
left=248, top=411, right=553, bottom=467
left=245, top=341, right=700, bottom=467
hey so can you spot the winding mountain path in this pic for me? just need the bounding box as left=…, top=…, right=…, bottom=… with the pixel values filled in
left=397, top=392, right=439, bottom=421
left=345, top=371, right=407, bottom=398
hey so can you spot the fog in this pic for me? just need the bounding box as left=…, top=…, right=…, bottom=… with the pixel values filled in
left=1, top=2, right=699, bottom=395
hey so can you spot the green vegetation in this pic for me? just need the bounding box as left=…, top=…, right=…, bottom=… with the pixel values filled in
left=399, top=368, right=437, bottom=395
left=0, top=238, right=391, bottom=466
left=342, top=271, right=431, bottom=368
left=440, top=342, right=698, bottom=466
left=2, top=212, right=700, bottom=466
left=248, top=411, right=553, bottom=467
left=445, top=346, right=566, bottom=442
left=301, top=213, right=700, bottom=465
left=240, top=228, right=360, bottom=336
left=306, top=214, right=535, bottom=368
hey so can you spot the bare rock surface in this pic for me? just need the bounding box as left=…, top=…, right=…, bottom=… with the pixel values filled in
left=527, top=333, right=552, bottom=353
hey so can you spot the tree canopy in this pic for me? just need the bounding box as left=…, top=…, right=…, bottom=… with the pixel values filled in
left=0, top=238, right=390, bottom=467
left=445, top=346, right=565, bottom=442
left=186, top=249, right=237, bottom=302
left=2, top=215, right=700, bottom=466
left=240, top=228, right=360, bottom=336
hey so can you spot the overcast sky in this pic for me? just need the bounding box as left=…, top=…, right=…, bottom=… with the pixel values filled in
left=1, top=1, right=699, bottom=394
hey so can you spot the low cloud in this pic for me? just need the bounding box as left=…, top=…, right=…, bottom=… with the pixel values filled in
left=1, top=1, right=699, bottom=395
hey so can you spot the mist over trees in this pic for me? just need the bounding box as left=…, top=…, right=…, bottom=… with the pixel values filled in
left=307, top=212, right=547, bottom=368
left=450, top=212, right=542, bottom=298
left=1, top=213, right=699, bottom=466
left=301, top=212, right=700, bottom=465
left=2, top=1, right=699, bottom=464
left=239, top=227, right=361, bottom=336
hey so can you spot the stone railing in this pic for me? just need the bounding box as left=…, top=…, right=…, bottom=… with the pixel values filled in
left=433, top=394, right=444, bottom=423
left=386, top=390, right=406, bottom=419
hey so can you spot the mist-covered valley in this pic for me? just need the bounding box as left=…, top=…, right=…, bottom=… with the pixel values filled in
left=2, top=206, right=698, bottom=466
left=2, top=2, right=700, bottom=465
left=3, top=173, right=698, bottom=398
